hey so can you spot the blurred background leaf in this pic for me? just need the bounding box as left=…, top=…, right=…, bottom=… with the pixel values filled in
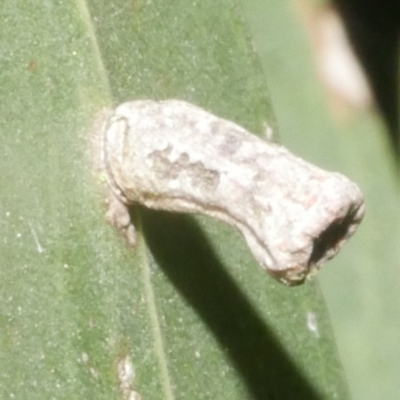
left=242, top=1, right=400, bottom=399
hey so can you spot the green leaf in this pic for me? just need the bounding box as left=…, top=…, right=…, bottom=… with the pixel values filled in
left=0, top=0, right=351, bottom=399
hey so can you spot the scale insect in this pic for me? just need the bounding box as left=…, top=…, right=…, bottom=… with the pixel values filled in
left=94, top=99, right=364, bottom=286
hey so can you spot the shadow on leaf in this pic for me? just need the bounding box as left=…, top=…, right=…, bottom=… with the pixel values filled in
left=140, top=207, right=323, bottom=400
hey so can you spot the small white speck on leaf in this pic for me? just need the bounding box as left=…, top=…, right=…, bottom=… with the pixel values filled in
left=306, top=312, right=319, bottom=338
left=263, top=123, right=274, bottom=140
left=28, top=221, right=44, bottom=253
left=90, top=367, right=99, bottom=379
left=118, top=355, right=141, bottom=400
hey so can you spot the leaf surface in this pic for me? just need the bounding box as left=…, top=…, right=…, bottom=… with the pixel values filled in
left=0, top=1, right=351, bottom=398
